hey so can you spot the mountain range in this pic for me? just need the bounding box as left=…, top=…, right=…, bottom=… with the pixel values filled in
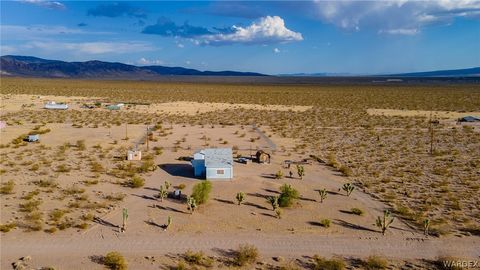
left=1, top=55, right=479, bottom=79
left=0, top=55, right=266, bottom=78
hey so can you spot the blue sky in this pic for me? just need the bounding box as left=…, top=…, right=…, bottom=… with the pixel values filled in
left=1, top=0, right=479, bottom=74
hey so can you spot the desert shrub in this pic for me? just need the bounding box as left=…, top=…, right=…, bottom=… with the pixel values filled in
left=63, top=186, right=85, bottom=195
left=0, top=180, right=15, bottom=194
left=177, top=183, right=186, bottom=190
left=20, top=200, right=42, bottom=212
left=90, top=161, right=105, bottom=172
left=233, top=244, right=259, bottom=266
left=275, top=170, right=284, bottom=179
left=124, top=175, right=145, bottom=188
left=0, top=222, right=16, bottom=232
left=183, top=250, right=213, bottom=267
left=364, top=255, right=388, bottom=270
left=33, top=179, right=58, bottom=188
left=191, top=181, right=212, bottom=205
left=320, top=219, right=331, bottom=228
left=44, top=227, right=57, bottom=234
left=312, top=255, right=345, bottom=270
left=350, top=208, right=364, bottom=216
left=21, top=189, right=40, bottom=200
left=105, top=193, right=126, bottom=202
left=338, top=165, right=352, bottom=176
left=278, top=184, right=299, bottom=207
left=104, top=251, right=127, bottom=270
left=56, top=164, right=71, bottom=173
left=83, top=179, right=99, bottom=186
left=50, top=209, right=67, bottom=222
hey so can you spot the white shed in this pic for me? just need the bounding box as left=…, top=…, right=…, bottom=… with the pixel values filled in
left=192, top=148, right=233, bottom=180
left=44, top=101, right=68, bottom=110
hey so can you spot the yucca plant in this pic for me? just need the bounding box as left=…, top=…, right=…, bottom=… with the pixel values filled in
left=423, top=218, right=430, bottom=236
left=376, top=210, right=394, bottom=235
left=318, top=189, right=328, bottom=203
left=267, top=196, right=279, bottom=211
left=187, top=196, right=197, bottom=214
left=236, top=192, right=245, bottom=205
left=342, top=183, right=355, bottom=196
left=158, top=185, right=168, bottom=202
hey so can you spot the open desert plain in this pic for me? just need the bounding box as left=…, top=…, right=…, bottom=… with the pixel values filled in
left=1, top=77, right=479, bottom=269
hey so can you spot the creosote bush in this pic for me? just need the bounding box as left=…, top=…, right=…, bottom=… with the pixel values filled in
left=104, top=251, right=127, bottom=270
left=278, top=184, right=299, bottom=207
left=191, top=181, right=212, bottom=205
left=234, top=244, right=259, bottom=266
left=312, top=255, right=345, bottom=270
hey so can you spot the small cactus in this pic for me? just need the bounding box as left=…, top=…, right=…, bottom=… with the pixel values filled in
left=318, top=189, right=328, bottom=203
left=187, top=196, right=197, bottom=214
left=236, top=192, right=246, bottom=205
left=376, top=210, right=394, bottom=235
left=342, top=183, right=355, bottom=196
left=165, top=216, right=172, bottom=231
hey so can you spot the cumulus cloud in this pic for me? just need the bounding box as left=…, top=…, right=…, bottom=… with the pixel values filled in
left=142, top=16, right=302, bottom=46
left=87, top=2, right=146, bottom=18
left=200, top=16, right=303, bottom=45
left=23, top=41, right=154, bottom=54
left=20, top=0, right=65, bottom=10
left=308, top=0, right=480, bottom=34
left=137, top=57, right=164, bottom=66
left=273, top=48, right=280, bottom=53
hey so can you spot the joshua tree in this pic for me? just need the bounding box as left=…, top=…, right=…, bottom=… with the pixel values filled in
left=164, top=181, right=171, bottom=190
left=275, top=208, right=282, bottom=219
left=121, top=208, right=128, bottom=232
left=296, top=165, right=305, bottom=180
left=342, top=183, right=355, bottom=196
left=165, top=216, right=172, bottom=231
left=267, top=196, right=279, bottom=211
left=318, top=189, right=328, bottom=203
left=376, top=210, right=395, bottom=235
left=158, top=185, right=168, bottom=202
left=187, top=196, right=197, bottom=214
left=423, top=218, right=430, bottom=236
left=236, top=192, right=246, bottom=205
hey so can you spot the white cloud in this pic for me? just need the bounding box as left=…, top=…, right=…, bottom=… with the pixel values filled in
left=177, top=43, right=185, bottom=48
left=23, top=41, right=154, bottom=55
left=20, top=0, right=66, bottom=10
left=273, top=48, right=280, bottom=53
left=379, top=28, right=420, bottom=35
left=199, top=16, right=303, bottom=45
left=309, top=0, right=480, bottom=33
left=136, top=57, right=164, bottom=65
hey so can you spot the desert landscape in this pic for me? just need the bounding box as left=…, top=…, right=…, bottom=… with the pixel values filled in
left=1, top=77, right=479, bottom=269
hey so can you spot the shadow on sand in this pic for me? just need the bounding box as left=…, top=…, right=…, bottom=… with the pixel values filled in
left=159, top=163, right=197, bottom=179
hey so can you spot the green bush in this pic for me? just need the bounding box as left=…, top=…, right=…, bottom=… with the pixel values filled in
left=234, top=244, right=259, bottom=266
left=312, top=255, right=345, bottom=270
left=104, top=251, right=127, bottom=270
left=278, top=184, right=299, bottom=207
left=320, top=219, right=331, bottom=228
left=125, top=175, right=145, bottom=188
left=191, top=181, right=212, bottom=205
left=364, top=255, right=388, bottom=270
left=350, top=208, right=364, bottom=216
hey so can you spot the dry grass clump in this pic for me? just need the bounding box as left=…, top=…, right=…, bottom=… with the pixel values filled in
left=182, top=250, right=214, bottom=268
left=233, top=244, right=259, bottom=267
left=363, top=255, right=388, bottom=270
left=0, top=180, right=15, bottom=194
left=103, top=251, right=127, bottom=270
left=312, top=255, right=346, bottom=270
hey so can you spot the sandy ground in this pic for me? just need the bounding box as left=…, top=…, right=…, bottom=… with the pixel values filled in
left=1, top=95, right=479, bottom=269
left=367, top=108, right=480, bottom=120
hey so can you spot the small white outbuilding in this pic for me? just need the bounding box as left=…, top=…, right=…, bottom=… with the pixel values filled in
left=192, top=148, right=233, bottom=180
left=127, top=150, right=142, bottom=161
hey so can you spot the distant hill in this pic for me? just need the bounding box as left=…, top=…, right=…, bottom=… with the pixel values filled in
left=0, top=55, right=266, bottom=78
left=386, top=67, right=480, bottom=77
left=279, top=67, right=480, bottom=78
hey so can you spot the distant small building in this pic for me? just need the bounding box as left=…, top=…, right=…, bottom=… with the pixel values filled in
left=255, top=150, right=271, bottom=164
left=27, top=134, right=39, bottom=142
left=127, top=150, right=142, bottom=160
left=458, top=116, right=480, bottom=123
left=192, top=148, right=233, bottom=180
left=44, top=101, right=68, bottom=110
